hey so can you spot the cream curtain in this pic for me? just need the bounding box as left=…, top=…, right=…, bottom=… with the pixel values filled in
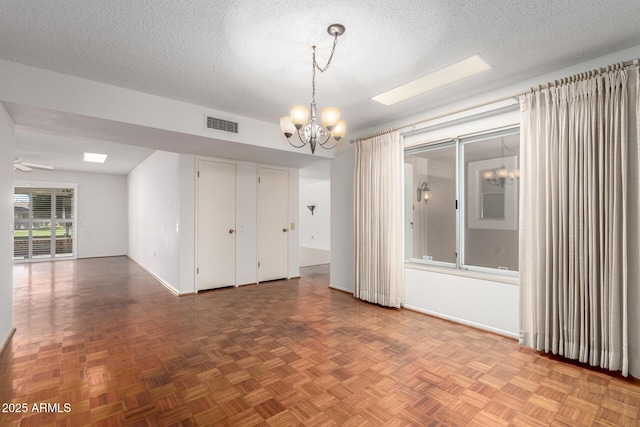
left=354, top=131, right=404, bottom=308
left=519, top=64, right=640, bottom=378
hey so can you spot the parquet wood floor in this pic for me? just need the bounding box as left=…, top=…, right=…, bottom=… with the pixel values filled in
left=1, top=257, right=639, bottom=426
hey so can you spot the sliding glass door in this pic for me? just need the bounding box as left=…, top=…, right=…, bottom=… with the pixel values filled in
left=14, top=186, right=77, bottom=261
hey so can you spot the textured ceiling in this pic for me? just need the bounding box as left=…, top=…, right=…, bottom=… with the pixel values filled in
left=2, top=0, right=640, bottom=172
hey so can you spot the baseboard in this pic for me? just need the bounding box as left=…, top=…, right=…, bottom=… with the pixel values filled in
left=329, top=284, right=353, bottom=294
left=149, top=272, right=180, bottom=296
left=127, top=257, right=180, bottom=296
left=148, top=272, right=180, bottom=296
left=77, top=254, right=127, bottom=259
left=402, top=304, right=518, bottom=340
left=0, top=327, right=16, bottom=356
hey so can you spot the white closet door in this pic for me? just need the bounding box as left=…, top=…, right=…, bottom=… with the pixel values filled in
left=196, top=159, right=236, bottom=291
left=258, top=167, right=289, bottom=282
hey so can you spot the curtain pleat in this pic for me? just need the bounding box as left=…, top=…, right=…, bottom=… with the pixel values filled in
left=354, top=131, right=404, bottom=308
left=520, top=65, right=639, bottom=378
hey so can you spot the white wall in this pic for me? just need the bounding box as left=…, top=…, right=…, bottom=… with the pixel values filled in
left=404, top=268, right=519, bottom=337
left=330, top=45, right=640, bottom=337
left=130, top=153, right=300, bottom=294
left=15, top=169, right=128, bottom=258
left=0, top=104, right=15, bottom=351
left=299, top=179, right=330, bottom=250
left=330, top=145, right=355, bottom=292
left=287, top=168, right=300, bottom=278
left=128, top=150, right=181, bottom=293
left=179, top=154, right=196, bottom=294
left=299, top=178, right=330, bottom=267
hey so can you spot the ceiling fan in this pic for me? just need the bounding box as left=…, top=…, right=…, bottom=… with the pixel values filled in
left=14, top=157, right=54, bottom=172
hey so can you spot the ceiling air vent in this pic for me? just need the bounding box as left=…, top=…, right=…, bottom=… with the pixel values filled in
left=205, top=116, right=238, bottom=134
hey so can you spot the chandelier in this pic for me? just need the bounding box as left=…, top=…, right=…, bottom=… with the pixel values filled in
left=482, top=167, right=520, bottom=187
left=482, top=138, right=520, bottom=188
left=280, top=24, right=346, bottom=154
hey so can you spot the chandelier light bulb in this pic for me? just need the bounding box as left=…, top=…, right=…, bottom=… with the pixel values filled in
left=483, top=170, right=495, bottom=180
left=321, top=107, right=341, bottom=131
left=482, top=138, right=520, bottom=187
left=290, top=105, right=310, bottom=129
left=332, top=120, right=346, bottom=140
left=280, top=116, right=296, bottom=137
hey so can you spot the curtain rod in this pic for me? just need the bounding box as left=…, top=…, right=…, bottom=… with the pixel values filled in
left=350, top=58, right=639, bottom=144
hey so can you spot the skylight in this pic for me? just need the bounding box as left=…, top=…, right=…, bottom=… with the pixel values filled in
left=83, top=152, right=108, bottom=163
left=371, top=55, right=492, bottom=106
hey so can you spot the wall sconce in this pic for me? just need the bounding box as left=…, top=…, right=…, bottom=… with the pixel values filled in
left=307, top=205, right=316, bottom=215
left=417, top=182, right=430, bottom=205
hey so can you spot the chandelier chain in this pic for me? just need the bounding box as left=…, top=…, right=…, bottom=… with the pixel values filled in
left=311, top=34, right=339, bottom=103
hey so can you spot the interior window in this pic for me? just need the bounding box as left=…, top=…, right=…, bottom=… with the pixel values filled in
left=462, top=132, right=519, bottom=271
left=405, top=142, right=456, bottom=265
left=404, top=127, right=520, bottom=275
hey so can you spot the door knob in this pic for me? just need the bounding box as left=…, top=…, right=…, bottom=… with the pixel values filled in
left=282, top=228, right=288, bottom=233
left=229, top=229, right=235, bottom=234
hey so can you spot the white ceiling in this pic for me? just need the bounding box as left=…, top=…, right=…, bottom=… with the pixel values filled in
left=5, top=102, right=332, bottom=173
left=2, top=0, right=640, bottom=174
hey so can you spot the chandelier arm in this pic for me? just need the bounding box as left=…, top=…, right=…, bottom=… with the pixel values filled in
left=316, top=131, right=332, bottom=147
left=298, top=127, right=311, bottom=146
left=287, top=138, right=306, bottom=149
left=286, top=130, right=307, bottom=149
left=318, top=136, right=339, bottom=150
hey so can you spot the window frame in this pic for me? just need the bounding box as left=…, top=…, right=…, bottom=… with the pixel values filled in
left=405, top=139, right=458, bottom=268
left=14, top=182, right=78, bottom=263
left=404, top=125, right=520, bottom=278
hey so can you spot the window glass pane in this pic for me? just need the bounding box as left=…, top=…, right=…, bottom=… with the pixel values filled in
left=14, top=187, right=30, bottom=221
left=32, top=188, right=52, bottom=220
left=14, top=223, right=28, bottom=259
left=55, top=188, right=74, bottom=219
left=55, top=221, right=73, bottom=256
left=463, top=132, right=519, bottom=271
left=14, top=188, right=30, bottom=259
left=14, top=186, right=75, bottom=260
left=405, top=143, right=456, bottom=264
left=32, top=220, right=52, bottom=257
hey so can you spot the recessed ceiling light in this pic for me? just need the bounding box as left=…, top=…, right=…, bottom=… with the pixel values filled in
left=371, top=54, right=492, bottom=106
left=84, top=152, right=108, bottom=163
